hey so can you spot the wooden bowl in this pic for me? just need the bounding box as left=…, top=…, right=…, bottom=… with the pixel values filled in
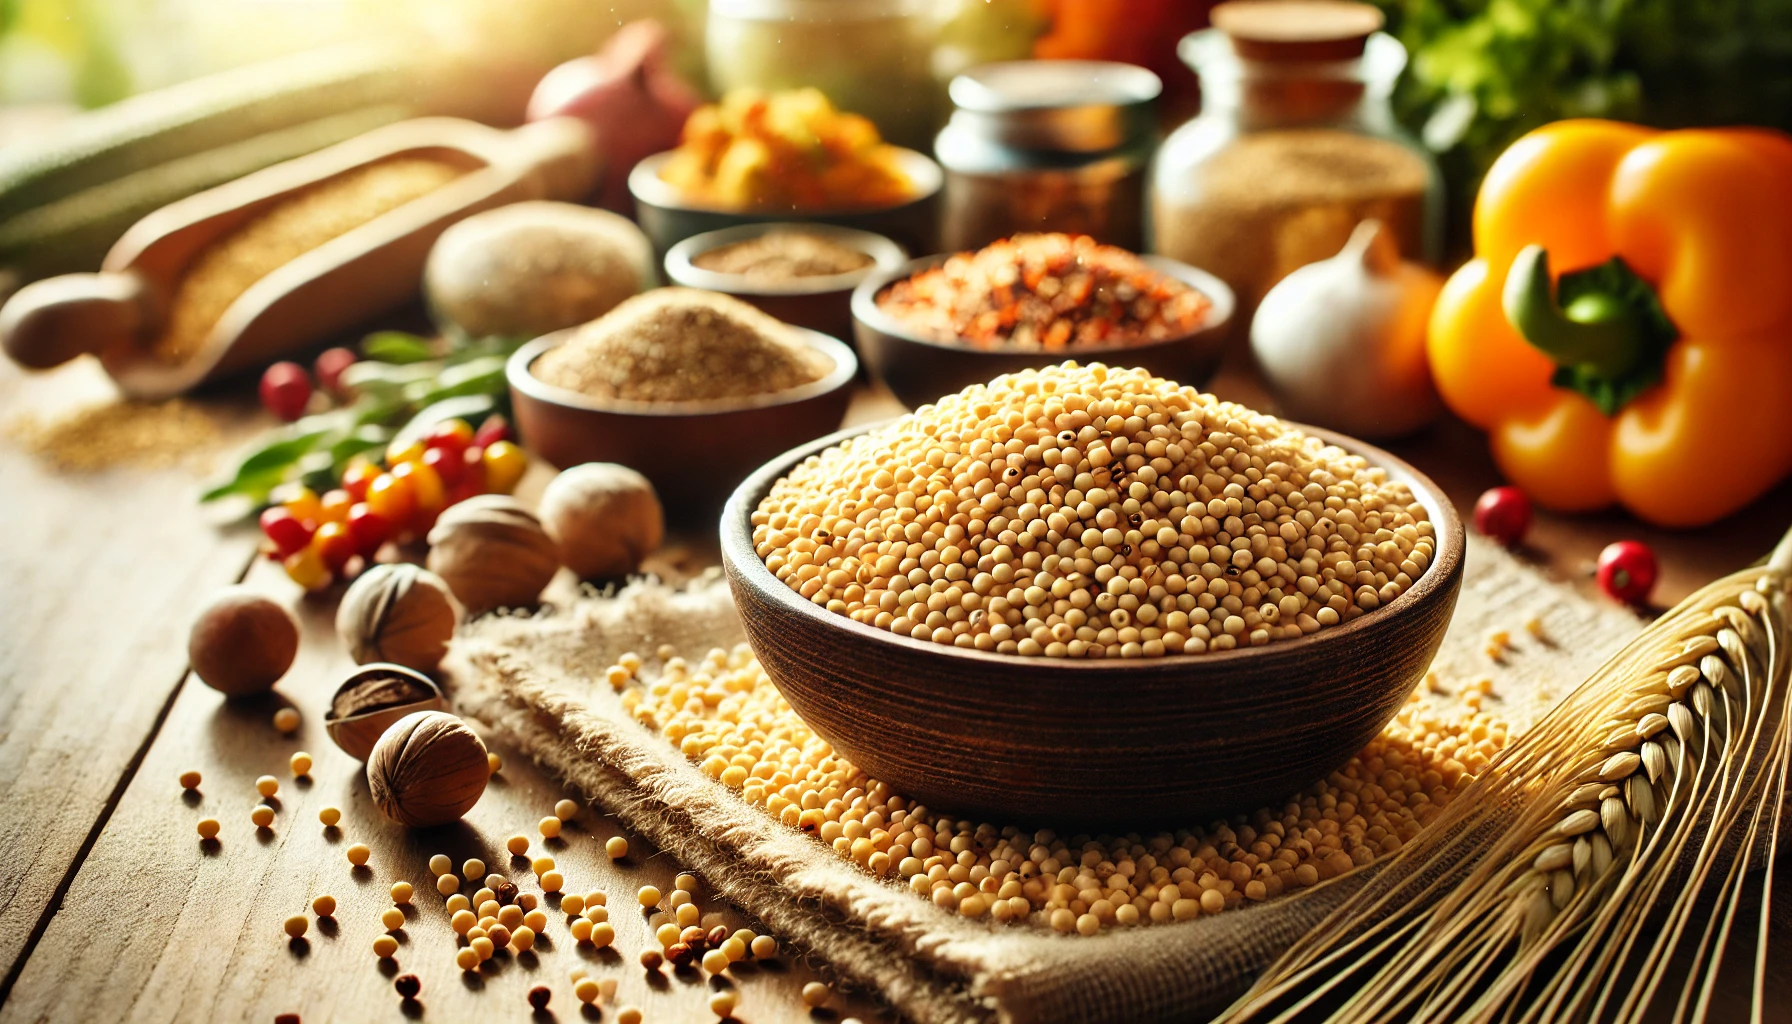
left=628, top=149, right=943, bottom=260
left=663, top=223, right=907, bottom=348
left=852, top=253, right=1235, bottom=410
left=721, top=422, right=1464, bottom=828
left=507, top=327, right=857, bottom=520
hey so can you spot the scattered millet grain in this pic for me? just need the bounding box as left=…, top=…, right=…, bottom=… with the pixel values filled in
left=641, top=948, right=664, bottom=970
left=488, top=752, right=503, bottom=774
left=554, top=798, right=579, bottom=820
left=273, top=708, right=301, bottom=734
left=179, top=770, right=202, bottom=790
left=456, top=947, right=479, bottom=971
left=283, top=915, right=308, bottom=938
left=605, top=836, right=630, bottom=859
left=655, top=923, right=680, bottom=948
left=531, top=856, right=555, bottom=875
left=197, top=818, right=221, bottom=839
left=675, top=903, right=699, bottom=927
left=675, top=873, right=698, bottom=893
left=802, top=981, right=830, bottom=1008
left=312, top=895, right=336, bottom=917
left=474, top=886, right=496, bottom=907
left=463, top=858, right=486, bottom=880
left=585, top=890, right=606, bottom=908
left=701, top=948, right=729, bottom=974
left=256, top=776, right=279, bottom=798
left=436, top=874, right=459, bottom=896
left=428, top=854, right=452, bottom=876
left=289, top=752, right=312, bottom=777
left=575, top=978, right=601, bottom=1003
left=346, top=843, right=370, bottom=866
left=561, top=893, right=585, bottom=916
left=517, top=892, right=539, bottom=912
left=529, top=985, right=552, bottom=1010
left=753, top=362, right=1434, bottom=658
left=750, top=934, right=777, bottom=959
left=617, top=1007, right=643, bottom=1024
left=533, top=288, right=830, bottom=404
left=8, top=399, right=222, bottom=472
left=1524, top=616, right=1546, bottom=639
left=539, top=815, right=562, bottom=838
left=471, top=936, right=495, bottom=961
left=390, top=881, right=413, bottom=904
left=487, top=923, right=512, bottom=948
left=451, top=910, right=477, bottom=934
left=394, top=974, right=420, bottom=999
left=498, top=905, right=524, bottom=929
left=721, top=936, right=747, bottom=962
left=611, top=642, right=1507, bottom=935
left=511, top=925, right=536, bottom=952
left=540, top=870, right=564, bottom=892
left=709, top=990, right=738, bottom=1017
left=251, top=805, right=276, bottom=829
left=506, top=835, right=530, bottom=856
left=381, top=907, right=405, bottom=931
left=570, top=918, right=594, bottom=943
left=318, top=807, right=340, bottom=827
left=637, top=885, right=661, bottom=908
left=373, top=935, right=398, bottom=958
left=524, top=909, right=547, bottom=932
left=591, top=922, right=616, bottom=948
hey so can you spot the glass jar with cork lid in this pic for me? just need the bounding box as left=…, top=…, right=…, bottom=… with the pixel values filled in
left=1150, top=0, right=1442, bottom=318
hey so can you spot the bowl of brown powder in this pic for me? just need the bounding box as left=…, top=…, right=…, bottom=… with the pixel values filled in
left=664, top=224, right=905, bottom=346
left=509, top=287, right=858, bottom=514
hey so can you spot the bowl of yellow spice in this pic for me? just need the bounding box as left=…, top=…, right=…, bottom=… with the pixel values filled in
left=721, top=361, right=1463, bottom=827
left=508, top=288, right=858, bottom=515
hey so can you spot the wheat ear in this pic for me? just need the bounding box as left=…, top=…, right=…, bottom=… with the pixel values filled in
left=1220, top=528, right=1792, bottom=1024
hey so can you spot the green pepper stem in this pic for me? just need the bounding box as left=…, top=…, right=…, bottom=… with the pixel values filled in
left=1503, top=245, right=1646, bottom=379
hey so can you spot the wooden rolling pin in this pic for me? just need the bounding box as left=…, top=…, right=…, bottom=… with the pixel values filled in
left=0, top=116, right=599, bottom=399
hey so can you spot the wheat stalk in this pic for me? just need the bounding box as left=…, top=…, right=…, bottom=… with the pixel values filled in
left=1219, top=529, right=1792, bottom=1024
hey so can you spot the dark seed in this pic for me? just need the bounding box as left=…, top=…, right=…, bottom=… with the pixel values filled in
left=706, top=925, right=730, bottom=948
left=528, top=985, right=551, bottom=1010
left=667, top=942, right=695, bottom=967
left=493, top=880, right=519, bottom=905
left=394, top=974, right=421, bottom=999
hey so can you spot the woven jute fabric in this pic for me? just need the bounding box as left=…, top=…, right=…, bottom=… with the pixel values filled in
left=447, top=538, right=1641, bottom=1023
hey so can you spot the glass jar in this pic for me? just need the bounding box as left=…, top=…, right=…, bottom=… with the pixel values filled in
left=705, top=0, right=942, bottom=150
left=1149, top=5, right=1442, bottom=317
left=934, top=60, right=1160, bottom=252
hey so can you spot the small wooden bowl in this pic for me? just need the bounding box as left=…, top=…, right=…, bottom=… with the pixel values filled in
left=507, top=327, right=858, bottom=519
left=721, top=423, right=1463, bottom=828
left=853, top=253, right=1235, bottom=410
left=663, top=223, right=906, bottom=348
left=628, top=149, right=943, bottom=259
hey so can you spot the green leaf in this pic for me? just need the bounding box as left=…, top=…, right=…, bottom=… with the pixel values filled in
left=199, top=426, right=338, bottom=502
left=360, top=331, right=439, bottom=364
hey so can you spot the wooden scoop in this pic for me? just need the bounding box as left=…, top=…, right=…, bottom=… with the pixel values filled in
left=0, top=116, right=599, bottom=398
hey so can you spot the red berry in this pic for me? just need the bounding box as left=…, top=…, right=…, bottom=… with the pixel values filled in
left=311, top=521, right=356, bottom=573
left=341, top=460, right=379, bottom=503
left=314, top=347, right=357, bottom=397
left=259, top=506, right=313, bottom=558
left=1597, top=540, right=1658, bottom=605
left=473, top=414, right=511, bottom=450
left=422, top=442, right=465, bottom=488
left=259, top=362, right=312, bottom=422
left=461, top=445, right=487, bottom=493
left=1472, top=486, right=1532, bottom=547
left=347, top=503, right=392, bottom=558
left=426, top=419, right=474, bottom=459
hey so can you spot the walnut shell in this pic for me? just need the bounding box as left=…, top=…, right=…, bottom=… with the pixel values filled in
left=325, top=664, right=447, bottom=761
left=366, top=710, right=489, bottom=827
left=188, top=588, right=299, bottom=695
left=336, top=564, right=458, bottom=672
left=538, top=463, right=664, bottom=580
left=426, top=495, right=559, bottom=614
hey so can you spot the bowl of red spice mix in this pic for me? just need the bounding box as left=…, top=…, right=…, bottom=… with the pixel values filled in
left=852, top=232, right=1234, bottom=409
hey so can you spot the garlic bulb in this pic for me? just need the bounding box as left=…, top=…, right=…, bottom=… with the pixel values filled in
left=1250, top=219, right=1444, bottom=439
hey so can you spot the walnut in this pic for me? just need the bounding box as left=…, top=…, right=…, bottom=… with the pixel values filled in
left=425, top=495, right=560, bottom=613
left=188, top=587, right=299, bottom=695
left=336, top=563, right=458, bottom=673
left=538, top=463, right=664, bottom=580
left=324, top=663, right=447, bottom=760
left=366, top=710, right=489, bottom=827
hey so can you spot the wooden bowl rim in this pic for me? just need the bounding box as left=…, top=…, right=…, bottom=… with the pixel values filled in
left=722, top=417, right=1464, bottom=674
left=507, top=326, right=859, bottom=419
left=628, top=148, right=945, bottom=216
left=663, top=222, right=909, bottom=297
left=849, top=251, right=1237, bottom=362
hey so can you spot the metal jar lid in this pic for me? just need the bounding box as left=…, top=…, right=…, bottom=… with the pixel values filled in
left=944, top=60, right=1162, bottom=154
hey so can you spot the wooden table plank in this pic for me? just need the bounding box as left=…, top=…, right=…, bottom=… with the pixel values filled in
left=2, top=548, right=885, bottom=1023
left=0, top=359, right=261, bottom=993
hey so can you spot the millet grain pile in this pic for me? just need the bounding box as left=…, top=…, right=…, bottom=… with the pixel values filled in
left=532, top=289, right=830, bottom=404
left=754, top=362, right=1435, bottom=658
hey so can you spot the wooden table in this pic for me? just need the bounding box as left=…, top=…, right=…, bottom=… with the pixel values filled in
left=0, top=355, right=1786, bottom=1023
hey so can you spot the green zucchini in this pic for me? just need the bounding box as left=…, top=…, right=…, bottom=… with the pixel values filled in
left=0, top=104, right=409, bottom=280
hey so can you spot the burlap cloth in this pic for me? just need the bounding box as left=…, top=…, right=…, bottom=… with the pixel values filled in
left=447, top=536, right=1641, bottom=1023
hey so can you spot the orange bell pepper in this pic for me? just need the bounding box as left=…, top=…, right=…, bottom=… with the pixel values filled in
left=1428, top=120, right=1792, bottom=527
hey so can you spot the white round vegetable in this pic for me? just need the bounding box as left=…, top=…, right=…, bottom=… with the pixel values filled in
left=1250, top=219, right=1444, bottom=439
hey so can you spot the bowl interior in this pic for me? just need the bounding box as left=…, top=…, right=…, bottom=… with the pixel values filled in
left=850, top=250, right=1236, bottom=356
left=663, top=222, right=909, bottom=297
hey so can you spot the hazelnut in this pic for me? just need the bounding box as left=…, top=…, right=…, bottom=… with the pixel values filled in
left=367, top=710, right=489, bottom=827
left=426, top=496, right=559, bottom=614
left=538, top=463, right=664, bottom=580
left=188, top=587, right=299, bottom=695
left=336, top=564, right=457, bottom=672
left=325, top=664, right=447, bottom=760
